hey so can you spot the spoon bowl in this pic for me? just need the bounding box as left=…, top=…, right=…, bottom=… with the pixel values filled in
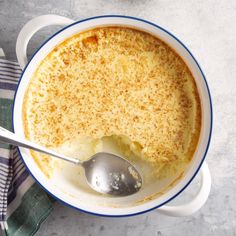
left=83, top=152, right=142, bottom=196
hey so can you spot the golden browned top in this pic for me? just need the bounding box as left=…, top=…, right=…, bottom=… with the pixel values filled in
left=23, top=27, right=201, bottom=176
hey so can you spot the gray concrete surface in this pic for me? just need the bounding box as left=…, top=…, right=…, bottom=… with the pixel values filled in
left=1, top=0, right=236, bottom=235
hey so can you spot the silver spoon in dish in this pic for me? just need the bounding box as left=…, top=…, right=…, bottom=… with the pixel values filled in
left=0, top=126, right=142, bottom=196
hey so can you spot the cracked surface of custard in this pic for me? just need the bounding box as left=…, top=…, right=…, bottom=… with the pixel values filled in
left=23, top=27, right=201, bottom=177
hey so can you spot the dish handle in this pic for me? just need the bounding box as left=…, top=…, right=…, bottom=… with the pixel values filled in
left=157, top=162, right=211, bottom=216
left=16, top=14, right=74, bottom=69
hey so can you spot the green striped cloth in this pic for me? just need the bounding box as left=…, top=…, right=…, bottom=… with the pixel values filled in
left=0, top=54, right=55, bottom=236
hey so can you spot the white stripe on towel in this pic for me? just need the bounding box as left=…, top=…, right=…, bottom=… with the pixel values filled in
left=0, top=149, right=10, bottom=159
left=6, top=176, right=34, bottom=217
left=0, top=89, right=15, bottom=99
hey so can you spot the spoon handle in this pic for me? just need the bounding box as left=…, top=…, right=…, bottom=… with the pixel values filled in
left=0, top=126, right=80, bottom=165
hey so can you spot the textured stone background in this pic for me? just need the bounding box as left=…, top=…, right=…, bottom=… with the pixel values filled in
left=0, top=0, right=236, bottom=235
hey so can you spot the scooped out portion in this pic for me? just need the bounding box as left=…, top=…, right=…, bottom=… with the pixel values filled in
left=23, top=27, right=201, bottom=179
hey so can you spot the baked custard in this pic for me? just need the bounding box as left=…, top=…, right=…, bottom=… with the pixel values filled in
left=23, top=27, right=201, bottom=178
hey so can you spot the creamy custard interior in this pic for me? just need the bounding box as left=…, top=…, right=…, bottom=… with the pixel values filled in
left=23, top=27, right=201, bottom=179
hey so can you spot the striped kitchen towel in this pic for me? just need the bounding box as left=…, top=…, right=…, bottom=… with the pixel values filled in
left=0, top=56, right=55, bottom=236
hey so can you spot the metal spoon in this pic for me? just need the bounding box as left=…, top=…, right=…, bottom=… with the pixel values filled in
left=0, top=126, right=142, bottom=196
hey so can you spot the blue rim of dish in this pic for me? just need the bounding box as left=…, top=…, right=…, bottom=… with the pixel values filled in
left=12, top=15, right=213, bottom=217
